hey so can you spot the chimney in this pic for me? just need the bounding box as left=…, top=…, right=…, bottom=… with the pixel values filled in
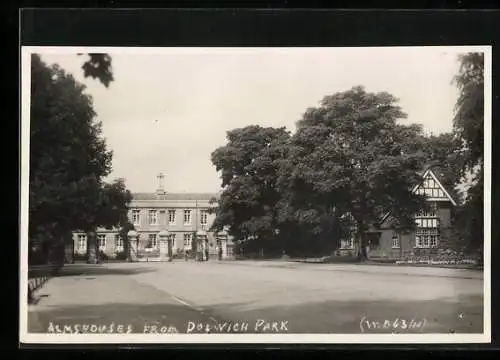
left=156, top=172, right=166, bottom=195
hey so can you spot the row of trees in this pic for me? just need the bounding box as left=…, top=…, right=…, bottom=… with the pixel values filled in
left=210, top=53, right=484, bottom=259
left=29, top=54, right=132, bottom=264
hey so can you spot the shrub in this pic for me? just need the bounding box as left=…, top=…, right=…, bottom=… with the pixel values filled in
left=115, top=251, right=128, bottom=261
left=73, top=253, right=87, bottom=261
left=99, top=251, right=109, bottom=261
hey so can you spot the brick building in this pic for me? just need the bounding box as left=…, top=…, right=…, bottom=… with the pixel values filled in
left=338, top=166, right=459, bottom=260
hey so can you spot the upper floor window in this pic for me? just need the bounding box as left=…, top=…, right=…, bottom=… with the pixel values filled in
left=184, top=210, right=192, bottom=225
left=416, top=202, right=438, bottom=218
left=131, top=209, right=141, bottom=226
left=200, top=210, right=208, bottom=225
left=168, top=210, right=176, bottom=224
left=415, top=202, right=439, bottom=228
left=148, top=210, right=158, bottom=225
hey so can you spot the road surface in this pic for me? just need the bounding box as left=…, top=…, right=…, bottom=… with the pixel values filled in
left=27, top=260, right=484, bottom=334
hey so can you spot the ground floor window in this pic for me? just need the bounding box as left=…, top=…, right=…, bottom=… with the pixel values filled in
left=340, top=237, right=354, bottom=249
left=147, top=233, right=158, bottom=248
left=98, top=234, right=106, bottom=250
left=184, top=233, right=192, bottom=248
left=77, top=234, right=87, bottom=251
left=415, top=228, right=439, bottom=248
left=115, top=235, right=124, bottom=251
left=391, top=232, right=400, bottom=249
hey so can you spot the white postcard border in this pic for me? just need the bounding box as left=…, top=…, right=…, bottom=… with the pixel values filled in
left=19, top=45, right=492, bottom=344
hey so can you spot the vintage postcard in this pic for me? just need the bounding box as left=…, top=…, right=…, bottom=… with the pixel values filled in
left=20, top=46, right=491, bottom=344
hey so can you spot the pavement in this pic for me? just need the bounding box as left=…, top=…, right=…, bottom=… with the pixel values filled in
left=27, top=260, right=484, bottom=334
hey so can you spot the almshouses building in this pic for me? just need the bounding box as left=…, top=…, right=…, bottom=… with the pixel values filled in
left=72, top=174, right=233, bottom=261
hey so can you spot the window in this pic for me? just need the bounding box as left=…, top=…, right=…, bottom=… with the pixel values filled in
left=340, top=237, right=354, bottom=249
left=183, top=210, right=191, bottom=225
left=391, top=232, right=400, bottom=249
left=168, top=233, right=176, bottom=244
left=415, top=228, right=439, bottom=248
left=115, top=235, right=124, bottom=250
left=98, top=234, right=106, bottom=250
left=148, top=210, right=158, bottom=225
left=416, top=202, right=437, bottom=218
left=168, top=210, right=176, bottom=224
left=131, top=210, right=141, bottom=226
left=414, top=202, right=440, bottom=248
left=419, top=174, right=446, bottom=198
left=148, top=233, right=158, bottom=248
left=77, top=234, right=87, bottom=250
left=184, top=233, right=192, bottom=247
left=200, top=210, right=208, bottom=225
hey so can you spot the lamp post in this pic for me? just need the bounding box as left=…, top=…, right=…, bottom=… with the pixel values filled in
left=127, top=230, right=139, bottom=262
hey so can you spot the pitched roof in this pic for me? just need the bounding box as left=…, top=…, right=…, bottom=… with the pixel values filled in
left=411, top=168, right=457, bottom=206
left=132, top=192, right=219, bottom=201
left=379, top=167, right=457, bottom=225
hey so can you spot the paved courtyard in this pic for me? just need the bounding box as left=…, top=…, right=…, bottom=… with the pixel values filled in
left=27, top=260, right=484, bottom=334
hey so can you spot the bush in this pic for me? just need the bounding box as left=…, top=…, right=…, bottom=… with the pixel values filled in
left=73, top=253, right=87, bottom=261
left=115, top=251, right=127, bottom=261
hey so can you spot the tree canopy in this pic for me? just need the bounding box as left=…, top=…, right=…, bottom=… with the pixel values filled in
left=210, top=125, right=290, bottom=244
left=29, top=54, right=129, bottom=263
left=282, top=87, right=429, bottom=252
left=211, top=86, right=442, bottom=256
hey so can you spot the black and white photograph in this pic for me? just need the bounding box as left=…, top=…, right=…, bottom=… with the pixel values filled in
left=20, top=46, right=491, bottom=344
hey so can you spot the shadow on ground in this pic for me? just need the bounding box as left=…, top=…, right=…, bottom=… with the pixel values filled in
left=28, top=294, right=483, bottom=335
left=53, top=264, right=158, bottom=277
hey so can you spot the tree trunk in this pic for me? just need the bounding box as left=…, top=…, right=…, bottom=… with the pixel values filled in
left=87, top=230, right=98, bottom=264
left=357, top=231, right=367, bottom=261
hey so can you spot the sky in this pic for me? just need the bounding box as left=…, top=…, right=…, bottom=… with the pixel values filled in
left=35, top=47, right=468, bottom=194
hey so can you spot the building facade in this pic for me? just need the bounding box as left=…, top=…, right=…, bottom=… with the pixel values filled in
left=338, top=167, right=458, bottom=260
left=72, top=176, right=233, bottom=261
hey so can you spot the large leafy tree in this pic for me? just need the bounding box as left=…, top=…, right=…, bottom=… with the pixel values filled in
left=29, top=54, right=128, bottom=264
left=211, top=125, right=290, bottom=253
left=452, top=52, right=485, bottom=257
left=282, top=86, right=428, bottom=258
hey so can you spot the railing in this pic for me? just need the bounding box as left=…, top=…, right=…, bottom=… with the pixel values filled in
left=27, top=263, right=62, bottom=302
